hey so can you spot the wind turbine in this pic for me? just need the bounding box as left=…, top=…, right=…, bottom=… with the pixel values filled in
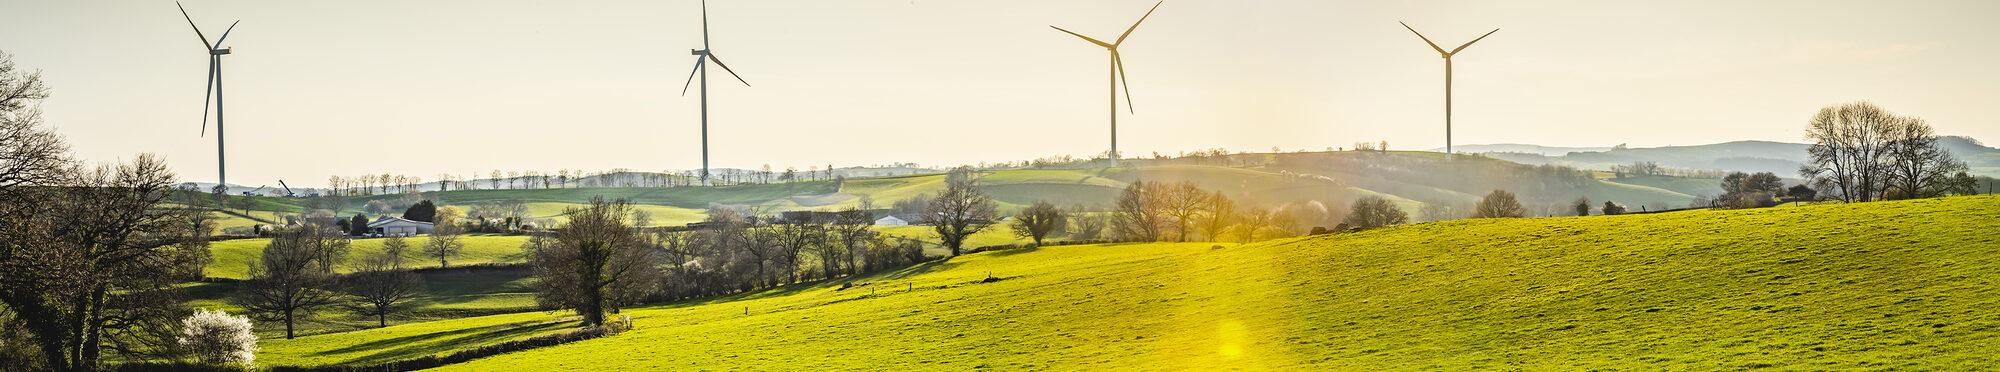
left=177, top=2, right=239, bottom=188
left=1400, top=22, right=1497, bottom=160
left=680, top=0, right=751, bottom=186
left=1051, top=1, right=1161, bottom=167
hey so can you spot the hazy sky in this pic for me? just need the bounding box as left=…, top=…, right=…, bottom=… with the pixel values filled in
left=3, top=0, right=1997, bottom=187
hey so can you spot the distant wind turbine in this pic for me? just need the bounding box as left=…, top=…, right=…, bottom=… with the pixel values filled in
left=1400, top=22, right=1497, bottom=160
left=1051, top=1, right=1161, bottom=167
left=681, top=0, right=751, bottom=186
left=178, top=2, right=240, bottom=187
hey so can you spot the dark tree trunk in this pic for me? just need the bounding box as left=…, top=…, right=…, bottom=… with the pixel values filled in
left=80, top=287, right=107, bottom=371
left=582, top=284, right=604, bottom=326
left=285, top=309, right=296, bottom=339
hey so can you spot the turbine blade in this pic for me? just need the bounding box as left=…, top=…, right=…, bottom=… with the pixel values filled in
left=201, top=57, right=216, bottom=137
left=1399, top=21, right=1446, bottom=55
left=177, top=2, right=213, bottom=48
left=1114, top=1, right=1163, bottom=46
left=214, top=20, right=241, bottom=46
left=1450, top=28, right=1500, bottom=55
left=707, top=54, right=750, bottom=87
left=702, top=0, right=711, bottom=49
left=1115, top=52, right=1133, bottom=114
left=1050, top=26, right=1112, bottom=48
left=681, top=57, right=704, bottom=96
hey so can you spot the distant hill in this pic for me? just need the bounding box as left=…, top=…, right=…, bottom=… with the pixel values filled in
left=1429, top=143, right=1614, bottom=156
left=1466, top=136, right=2000, bottom=177
left=222, top=151, right=1708, bottom=234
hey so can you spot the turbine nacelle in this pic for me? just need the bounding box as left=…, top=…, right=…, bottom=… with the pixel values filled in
left=691, top=49, right=709, bottom=56
left=211, top=48, right=231, bottom=55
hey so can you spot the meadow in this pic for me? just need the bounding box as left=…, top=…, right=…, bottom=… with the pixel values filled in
left=202, top=234, right=532, bottom=280
left=244, top=195, right=1997, bottom=370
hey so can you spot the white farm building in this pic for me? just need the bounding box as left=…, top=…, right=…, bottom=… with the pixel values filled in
left=873, top=215, right=909, bottom=226
left=367, top=216, right=434, bottom=237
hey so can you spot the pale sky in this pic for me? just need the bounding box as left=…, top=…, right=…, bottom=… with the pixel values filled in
left=3, top=0, right=1996, bottom=187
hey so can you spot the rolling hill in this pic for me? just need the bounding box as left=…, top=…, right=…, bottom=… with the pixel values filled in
left=1475, top=136, right=2000, bottom=178
left=246, top=195, right=1998, bottom=370
left=248, top=151, right=1701, bottom=227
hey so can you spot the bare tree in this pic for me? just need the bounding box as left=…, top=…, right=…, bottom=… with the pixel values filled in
left=1157, top=182, right=1210, bottom=242
left=528, top=197, right=659, bottom=326
left=631, top=209, right=652, bottom=228
left=856, top=194, right=876, bottom=211
left=1229, top=207, right=1278, bottom=243
left=1196, top=191, right=1236, bottom=241
left=1720, top=172, right=1784, bottom=208
left=501, top=198, right=530, bottom=229
left=1110, top=181, right=1166, bottom=242
left=769, top=213, right=826, bottom=283
left=1801, top=101, right=1900, bottom=202
left=1471, top=190, right=1524, bottom=218
left=829, top=208, right=875, bottom=276
left=381, top=234, right=409, bottom=268
left=922, top=176, right=998, bottom=256
left=1424, top=202, right=1472, bottom=222
left=424, top=215, right=464, bottom=268
left=1011, top=201, right=1066, bottom=246
left=1572, top=197, right=1591, bottom=217
left=238, top=223, right=346, bottom=339
left=0, top=52, right=66, bottom=195
left=0, top=153, right=212, bottom=370
left=1066, top=204, right=1107, bottom=240
left=1881, top=117, right=1968, bottom=199
left=342, top=253, right=425, bottom=328
left=1344, top=196, right=1409, bottom=229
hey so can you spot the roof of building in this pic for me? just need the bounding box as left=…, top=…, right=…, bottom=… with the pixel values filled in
left=367, top=216, right=433, bottom=228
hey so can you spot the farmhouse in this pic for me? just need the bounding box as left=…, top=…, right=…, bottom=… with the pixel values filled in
left=873, top=215, right=908, bottom=226
left=367, top=216, right=433, bottom=237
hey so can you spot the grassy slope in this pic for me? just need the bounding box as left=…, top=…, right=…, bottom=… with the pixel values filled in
left=185, top=269, right=540, bottom=340
left=1604, top=174, right=1726, bottom=198
left=203, top=234, right=530, bottom=279
left=298, top=195, right=2000, bottom=370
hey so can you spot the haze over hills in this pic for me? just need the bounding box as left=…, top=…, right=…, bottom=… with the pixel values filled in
left=213, top=150, right=1717, bottom=234
left=1462, top=136, right=2000, bottom=178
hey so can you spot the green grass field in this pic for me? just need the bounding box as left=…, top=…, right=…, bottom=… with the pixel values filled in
left=870, top=225, right=1032, bottom=254
left=203, top=234, right=531, bottom=279
left=242, top=195, right=1999, bottom=370
left=1603, top=174, right=1726, bottom=198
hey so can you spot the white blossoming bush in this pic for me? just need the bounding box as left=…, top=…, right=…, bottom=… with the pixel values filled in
left=178, top=308, right=258, bottom=366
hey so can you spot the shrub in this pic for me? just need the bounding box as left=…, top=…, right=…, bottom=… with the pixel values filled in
left=178, top=309, right=257, bottom=367
left=1601, top=201, right=1627, bottom=215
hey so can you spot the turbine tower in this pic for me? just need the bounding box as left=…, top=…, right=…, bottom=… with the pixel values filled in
left=178, top=2, right=240, bottom=188
left=1400, top=22, right=1497, bottom=160
left=1051, top=1, right=1161, bottom=167
left=681, top=0, right=751, bottom=186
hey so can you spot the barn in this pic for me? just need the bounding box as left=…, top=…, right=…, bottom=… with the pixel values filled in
left=367, top=216, right=433, bottom=237
left=873, top=215, right=909, bottom=226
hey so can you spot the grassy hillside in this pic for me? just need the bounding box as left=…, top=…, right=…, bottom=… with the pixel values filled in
left=185, top=268, right=539, bottom=339
left=238, top=195, right=1996, bottom=370
left=203, top=234, right=530, bottom=279
left=1603, top=174, right=1725, bottom=198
